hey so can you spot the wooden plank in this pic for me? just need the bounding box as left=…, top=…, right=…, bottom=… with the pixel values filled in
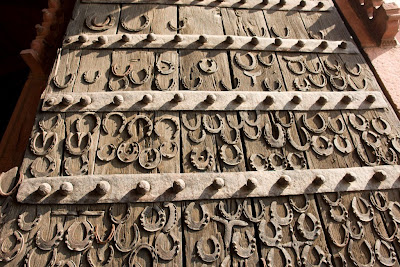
left=154, top=51, right=179, bottom=91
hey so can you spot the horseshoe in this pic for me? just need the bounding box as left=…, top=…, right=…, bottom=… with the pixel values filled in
left=87, top=244, right=114, bottom=267
left=155, top=77, right=175, bottom=91
left=190, top=147, right=215, bottom=171
left=348, top=75, right=368, bottom=91
left=243, top=124, right=262, bottom=140
left=286, top=152, right=307, bottom=170
left=116, top=140, right=139, bottom=163
left=138, top=148, right=162, bottom=170
left=188, top=129, right=206, bottom=144
left=373, top=216, right=397, bottom=242
left=287, top=127, right=311, bottom=152
left=114, top=223, right=139, bottom=252
left=102, top=112, right=127, bottom=135
left=352, top=196, right=374, bottom=222
left=108, top=76, right=129, bottom=91
left=327, top=223, right=349, bottom=248
left=155, top=232, right=180, bottom=261
left=370, top=191, right=389, bottom=212
left=109, top=203, right=132, bottom=224
left=219, top=144, right=244, bottom=166
left=311, top=135, right=333, bottom=157
left=163, top=202, right=178, bottom=233
left=297, top=213, right=321, bottom=240
left=202, top=114, right=224, bottom=134
left=30, top=131, right=58, bottom=156
left=271, top=26, right=290, bottom=38
left=308, top=29, right=325, bottom=39
left=83, top=70, right=101, bottom=84
left=198, top=59, right=218, bottom=74
left=128, top=244, right=158, bottom=267
left=121, top=14, right=150, bottom=32
left=347, top=220, right=364, bottom=240
left=268, top=153, right=287, bottom=170
left=302, top=114, right=327, bottom=134
left=243, top=69, right=263, bottom=86
left=266, top=247, right=292, bottom=267
left=218, top=200, right=243, bottom=220
left=258, top=53, right=275, bottom=67
left=167, top=17, right=187, bottom=31
left=85, top=14, right=115, bottom=31
left=52, top=73, right=75, bottom=89
left=196, top=235, right=221, bottom=263
left=25, top=247, right=57, bottom=267
left=64, top=154, right=89, bottom=176
left=184, top=202, right=210, bottom=231
left=159, top=141, right=178, bottom=159
left=361, top=130, right=381, bottom=148
left=348, top=239, right=375, bottom=267
left=65, top=220, right=94, bottom=252
left=181, top=76, right=202, bottom=90
left=128, top=114, right=153, bottom=138
left=249, top=154, right=268, bottom=171
left=243, top=199, right=265, bottom=223
left=382, top=147, right=398, bottom=165
left=264, top=122, right=286, bottom=148
left=333, top=134, right=353, bottom=154
left=76, top=112, right=101, bottom=134
left=289, top=194, right=310, bottom=213
left=94, top=224, right=115, bottom=244
left=323, top=59, right=341, bottom=73
left=301, top=245, right=330, bottom=267
left=391, top=136, right=400, bottom=154
left=35, top=222, right=64, bottom=250
left=263, top=78, right=282, bottom=91
left=38, top=114, right=62, bottom=132
left=232, top=230, right=256, bottom=259
left=182, top=113, right=202, bottom=131
left=322, top=192, right=342, bottom=206
left=345, top=62, right=362, bottom=76
left=140, top=205, right=166, bottom=232
left=30, top=155, right=56, bottom=177
left=305, top=61, right=323, bottom=74
left=357, top=143, right=381, bottom=166
left=65, top=132, right=91, bottom=155
left=327, top=116, right=346, bottom=134
left=371, top=116, right=391, bottom=135
left=329, top=75, right=347, bottom=91
left=286, top=59, right=306, bottom=75
left=220, top=126, right=240, bottom=144
left=308, top=74, right=327, bottom=88
left=18, top=213, right=42, bottom=231
left=220, top=77, right=241, bottom=91
left=97, top=144, right=116, bottom=162
left=270, top=201, right=293, bottom=226
left=273, top=111, right=295, bottom=128
left=388, top=201, right=400, bottom=224
left=235, top=52, right=258, bottom=71
left=0, top=231, right=24, bottom=262
left=348, top=114, right=369, bottom=132
left=111, top=64, right=133, bottom=77
left=375, top=239, right=397, bottom=267
left=156, top=60, right=175, bottom=75
left=294, top=77, right=311, bottom=91
left=212, top=216, right=248, bottom=248
left=329, top=202, right=348, bottom=223
left=154, top=116, right=180, bottom=140
left=128, top=67, right=151, bottom=85
left=258, top=219, right=283, bottom=246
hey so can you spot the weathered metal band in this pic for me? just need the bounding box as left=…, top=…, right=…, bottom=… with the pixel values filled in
left=42, top=91, right=386, bottom=112
left=63, top=34, right=357, bottom=54
left=17, top=165, right=400, bottom=204
left=81, top=0, right=334, bottom=12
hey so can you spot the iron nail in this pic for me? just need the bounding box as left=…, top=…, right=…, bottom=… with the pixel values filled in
left=264, top=95, right=275, bottom=105
left=121, top=34, right=131, bottom=42
left=343, top=172, right=356, bottom=183
left=291, top=95, right=302, bottom=104
left=198, top=35, right=208, bottom=44
left=78, top=34, right=89, bottom=43
left=79, top=96, right=92, bottom=106
left=205, top=94, right=217, bottom=104
left=225, top=36, right=234, bottom=44
left=98, top=36, right=108, bottom=44
left=313, top=174, right=325, bottom=186
left=212, top=178, right=225, bottom=189
left=246, top=178, right=258, bottom=190
left=251, top=36, right=260, bottom=45
left=62, top=95, right=74, bottom=105
left=59, top=182, right=73, bottom=196
left=113, top=95, right=124, bottom=105
left=96, top=181, right=111, bottom=195
left=366, top=94, right=376, bottom=103
left=317, top=1, right=324, bottom=7
left=341, top=95, right=353, bottom=104
left=137, top=180, right=151, bottom=194
left=173, top=93, right=185, bottom=102
left=299, top=0, right=306, bottom=7
left=279, top=0, right=286, bottom=5
left=173, top=179, right=186, bottom=193
left=317, top=96, right=328, bottom=105
left=174, top=34, right=183, bottom=42
left=339, top=41, right=347, bottom=49
left=142, top=94, right=153, bottom=104
left=373, top=170, right=387, bottom=182
left=296, top=40, right=305, bottom=47
left=277, top=175, right=291, bottom=187
left=147, top=33, right=156, bottom=42
left=274, top=38, right=283, bottom=46
left=45, top=97, right=58, bottom=106
left=37, top=183, right=52, bottom=196
left=319, top=40, right=328, bottom=49
left=235, top=94, right=246, bottom=103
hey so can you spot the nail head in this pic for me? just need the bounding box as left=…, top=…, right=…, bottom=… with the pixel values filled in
left=173, top=179, right=186, bottom=193
left=137, top=180, right=151, bottom=194
left=212, top=178, right=225, bottom=189
left=113, top=95, right=124, bottom=105
left=278, top=175, right=291, bottom=187
left=96, top=181, right=111, bottom=195
left=37, top=183, right=52, bottom=196
left=59, top=182, right=73, bottom=196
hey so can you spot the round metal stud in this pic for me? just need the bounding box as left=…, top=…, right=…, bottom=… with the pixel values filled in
left=343, top=172, right=356, bottom=183
left=317, top=1, right=324, bottom=7
left=341, top=95, right=353, bottom=104
left=240, top=0, right=247, bottom=3
left=339, top=41, right=347, bottom=49
left=313, top=174, right=325, bottom=186
left=64, top=37, right=72, bottom=44
left=319, top=41, right=328, bottom=49
left=373, top=170, right=387, bottom=182
left=274, top=38, right=283, bottom=46
left=366, top=94, right=376, bottom=103
left=173, top=93, right=184, bottom=102
left=96, top=181, right=110, bottom=195
left=225, top=36, right=234, bottom=44
left=296, top=40, right=305, bottom=47
left=62, top=95, right=74, bottom=105
left=137, top=180, right=151, bottom=194
left=59, top=182, right=73, bottom=196
left=278, top=175, right=291, bottom=188
left=198, top=35, right=208, bottom=44
left=262, top=0, right=269, bottom=4
left=78, top=34, right=89, bottom=43
left=121, top=34, right=131, bottom=42
left=251, top=37, right=260, bottom=45
left=79, top=96, right=92, bottom=106
left=98, top=35, right=108, bottom=44
left=37, top=183, right=52, bottom=196
left=174, top=34, right=183, bottom=42
left=291, top=95, right=302, bottom=104
left=45, top=97, right=58, bottom=106
left=299, top=0, right=306, bottom=7
left=142, top=94, right=153, bottom=104
left=235, top=94, right=246, bottom=104
left=205, top=94, right=217, bottom=104
left=246, top=178, right=258, bottom=190
left=113, top=95, right=124, bottom=105
left=317, top=96, right=328, bottom=105
left=279, top=0, right=286, bottom=5
left=147, top=33, right=156, bottom=42
left=173, top=179, right=186, bottom=193
left=212, top=178, right=225, bottom=189
left=264, top=95, right=275, bottom=105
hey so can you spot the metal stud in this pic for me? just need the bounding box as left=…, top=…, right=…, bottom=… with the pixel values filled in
left=277, top=175, right=291, bottom=188
left=262, top=0, right=269, bottom=4
left=225, top=36, right=234, bottom=44
left=341, top=95, right=353, bottom=104
left=173, top=179, right=186, bottom=193
left=343, top=172, right=356, bottom=183
left=251, top=37, right=260, bottom=45
left=96, top=181, right=110, bottom=195
left=274, top=38, right=283, bottom=46
left=59, top=182, right=73, bottom=196
left=142, top=94, right=153, bottom=104
left=313, top=174, right=325, bottom=186
left=264, top=95, right=275, bottom=105
left=317, top=96, right=328, bottom=105
left=174, top=34, right=183, bottom=42
left=291, top=95, right=302, bottom=104
left=79, top=96, right=92, bottom=106
left=373, top=170, right=387, bottom=182
left=64, top=37, right=72, bottom=44
left=317, top=1, right=324, bottom=7
left=212, top=178, right=225, bottom=189
left=205, top=94, right=217, bottom=104
left=246, top=178, right=258, bottom=190
left=279, top=0, right=286, bottom=5
left=339, top=41, right=348, bottom=49
left=121, top=34, right=131, bottom=42
left=98, top=35, right=108, bottom=44
left=147, top=33, right=156, bottom=42
left=198, top=35, right=208, bottom=44
left=173, top=93, right=184, bottom=102
left=62, top=95, right=74, bottom=105
left=137, top=180, right=151, bottom=194
left=45, top=97, right=58, bottom=106
left=113, top=95, right=124, bottom=105
left=78, top=34, right=89, bottom=43
left=235, top=94, right=246, bottom=104
left=37, top=183, right=51, bottom=196
left=319, top=41, right=328, bottom=49
left=296, top=40, right=305, bottom=47
left=366, top=94, right=376, bottom=103
left=299, top=0, right=306, bottom=7
left=240, top=0, right=246, bottom=3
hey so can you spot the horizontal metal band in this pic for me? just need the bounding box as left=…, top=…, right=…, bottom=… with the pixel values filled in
left=81, top=0, right=334, bottom=12
left=63, top=34, right=357, bottom=54
left=17, top=165, right=400, bottom=204
left=41, top=91, right=386, bottom=112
